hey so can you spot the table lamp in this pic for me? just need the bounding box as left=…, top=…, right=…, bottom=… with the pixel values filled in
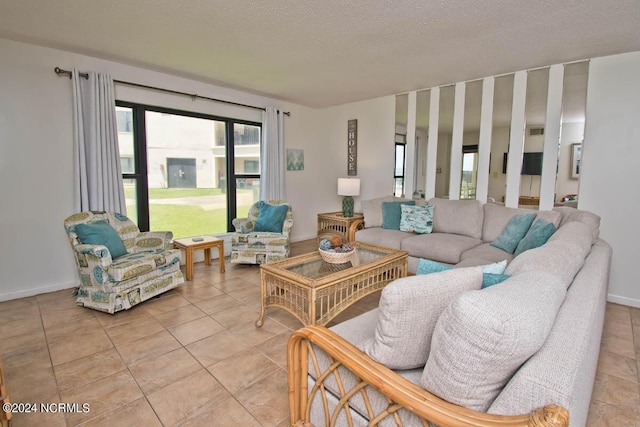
left=338, top=178, right=360, bottom=217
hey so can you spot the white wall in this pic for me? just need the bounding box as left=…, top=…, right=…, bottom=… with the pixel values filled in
left=555, top=122, right=583, bottom=199
left=582, top=51, right=640, bottom=308
left=0, top=38, right=315, bottom=300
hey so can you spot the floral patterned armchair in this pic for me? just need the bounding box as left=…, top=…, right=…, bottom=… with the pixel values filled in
left=63, top=211, right=184, bottom=314
left=230, top=200, right=293, bottom=264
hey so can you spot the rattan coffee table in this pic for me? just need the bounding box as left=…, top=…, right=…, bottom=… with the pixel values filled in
left=255, top=242, right=408, bottom=327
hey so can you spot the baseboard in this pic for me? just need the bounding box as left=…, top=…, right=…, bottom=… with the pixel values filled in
left=607, top=293, right=640, bottom=309
left=0, top=280, right=77, bottom=302
left=291, top=233, right=318, bottom=243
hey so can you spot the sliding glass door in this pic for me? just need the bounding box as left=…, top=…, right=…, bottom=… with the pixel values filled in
left=116, top=103, right=261, bottom=238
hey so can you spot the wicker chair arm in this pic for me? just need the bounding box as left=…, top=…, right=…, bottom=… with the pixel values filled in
left=288, top=325, right=568, bottom=427
left=347, top=218, right=365, bottom=242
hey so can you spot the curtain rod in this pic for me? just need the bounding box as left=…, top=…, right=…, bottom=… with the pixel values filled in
left=53, top=67, right=290, bottom=116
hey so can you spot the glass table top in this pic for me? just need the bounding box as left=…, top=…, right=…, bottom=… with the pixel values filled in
left=285, top=246, right=391, bottom=280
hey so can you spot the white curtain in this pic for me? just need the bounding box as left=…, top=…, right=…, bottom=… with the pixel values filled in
left=72, top=69, right=126, bottom=214
left=260, top=106, right=285, bottom=200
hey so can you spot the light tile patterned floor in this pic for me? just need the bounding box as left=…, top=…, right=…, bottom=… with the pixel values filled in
left=1, top=239, right=639, bottom=426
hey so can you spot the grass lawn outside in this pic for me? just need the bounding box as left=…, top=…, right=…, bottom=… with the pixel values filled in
left=124, top=188, right=253, bottom=238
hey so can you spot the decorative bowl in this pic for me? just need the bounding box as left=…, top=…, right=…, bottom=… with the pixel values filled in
left=319, top=248, right=355, bottom=264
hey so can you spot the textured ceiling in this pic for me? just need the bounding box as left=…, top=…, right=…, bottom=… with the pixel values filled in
left=1, top=0, right=639, bottom=108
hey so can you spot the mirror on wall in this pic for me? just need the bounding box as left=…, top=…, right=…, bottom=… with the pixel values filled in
left=414, top=89, right=431, bottom=198
left=555, top=61, right=588, bottom=207
left=460, top=80, right=483, bottom=200
left=488, top=74, right=514, bottom=204
left=435, top=85, right=454, bottom=198
left=394, top=94, right=409, bottom=196
left=519, top=68, right=550, bottom=209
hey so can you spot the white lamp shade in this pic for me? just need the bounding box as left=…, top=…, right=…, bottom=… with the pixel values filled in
left=338, top=178, right=360, bottom=196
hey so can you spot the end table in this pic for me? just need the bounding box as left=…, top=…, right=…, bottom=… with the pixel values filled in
left=317, top=211, right=364, bottom=244
left=173, top=236, right=225, bottom=280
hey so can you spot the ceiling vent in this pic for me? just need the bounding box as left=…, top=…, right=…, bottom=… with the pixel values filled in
left=529, top=127, right=544, bottom=136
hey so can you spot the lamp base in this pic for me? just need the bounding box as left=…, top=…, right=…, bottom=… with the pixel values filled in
left=342, top=196, right=354, bottom=217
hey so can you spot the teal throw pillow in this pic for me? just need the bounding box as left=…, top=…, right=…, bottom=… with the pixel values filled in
left=490, top=213, right=536, bottom=254
left=255, top=202, right=289, bottom=233
left=381, top=200, right=415, bottom=230
left=481, top=273, right=511, bottom=289
left=400, top=204, right=434, bottom=234
left=513, top=219, right=556, bottom=256
left=416, top=258, right=452, bottom=275
left=75, top=220, right=128, bottom=259
left=417, top=259, right=511, bottom=289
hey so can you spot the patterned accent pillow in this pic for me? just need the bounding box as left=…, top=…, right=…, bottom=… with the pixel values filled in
left=399, top=204, right=434, bottom=234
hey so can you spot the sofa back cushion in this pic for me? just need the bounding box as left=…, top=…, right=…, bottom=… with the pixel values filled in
left=428, top=198, right=484, bottom=239
left=421, top=270, right=566, bottom=412
left=482, top=204, right=561, bottom=243
left=505, top=240, right=587, bottom=288
left=362, top=267, right=483, bottom=370
left=361, top=196, right=397, bottom=228
left=553, top=206, right=601, bottom=244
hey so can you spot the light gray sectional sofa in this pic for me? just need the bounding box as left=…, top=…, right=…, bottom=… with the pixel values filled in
left=287, top=198, right=610, bottom=427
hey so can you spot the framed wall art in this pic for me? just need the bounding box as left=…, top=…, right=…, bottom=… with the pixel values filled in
left=570, top=143, right=582, bottom=179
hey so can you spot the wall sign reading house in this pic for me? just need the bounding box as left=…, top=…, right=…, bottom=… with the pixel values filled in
left=347, top=119, right=357, bottom=176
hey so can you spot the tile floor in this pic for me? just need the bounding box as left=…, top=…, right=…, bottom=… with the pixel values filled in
left=1, top=239, right=639, bottom=426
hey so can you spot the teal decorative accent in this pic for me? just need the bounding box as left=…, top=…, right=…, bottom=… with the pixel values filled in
left=255, top=201, right=290, bottom=232
left=93, top=266, right=103, bottom=283
left=514, top=219, right=556, bottom=256
left=490, top=213, right=537, bottom=254
left=75, top=220, right=128, bottom=258
left=342, top=196, right=355, bottom=217
left=481, top=273, right=511, bottom=289
left=399, top=204, right=434, bottom=234
left=381, top=200, right=416, bottom=230
left=416, top=258, right=452, bottom=275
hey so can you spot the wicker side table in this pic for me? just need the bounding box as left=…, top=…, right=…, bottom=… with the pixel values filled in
left=317, top=212, right=364, bottom=244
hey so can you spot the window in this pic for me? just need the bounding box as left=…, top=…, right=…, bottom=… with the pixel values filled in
left=115, top=103, right=261, bottom=238
left=393, top=134, right=407, bottom=196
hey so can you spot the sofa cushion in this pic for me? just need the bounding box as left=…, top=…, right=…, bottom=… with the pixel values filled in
left=428, top=198, right=484, bottom=239
left=513, top=218, right=556, bottom=256
left=490, top=213, right=536, bottom=254
left=75, top=220, right=128, bottom=259
left=401, top=233, right=482, bottom=264
left=399, top=204, right=434, bottom=234
left=361, top=196, right=396, bottom=228
left=553, top=206, right=601, bottom=244
left=459, top=243, right=514, bottom=264
left=421, top=270, right=566, bottom=412
left=382, top=200, right=415, bottom=230
left=354, top=227, right=408, bottom=250
left=482, top=204, right=562, bottom=243
left=547, top=221, right=593, bottom=258
left=505, top=239, right=587, bottom=287
left=362, top=267, right=483, bottom=370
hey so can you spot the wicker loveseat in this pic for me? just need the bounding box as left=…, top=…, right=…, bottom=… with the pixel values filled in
left=288, top=200, right=610, bottom=427
left=63, top=211, right=184, bottom=313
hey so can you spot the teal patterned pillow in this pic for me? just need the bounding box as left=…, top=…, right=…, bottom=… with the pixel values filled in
left=400, top=204, right=434, bottom=234
left=381, top=200, right=416, bottom=230
left=490, top=213, right=536, bottom=254
left=75, top=220, right=128, bottom=259
left=416, top=259, right=452, bottom=275
left=514, top=219, right=556, bottom=256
